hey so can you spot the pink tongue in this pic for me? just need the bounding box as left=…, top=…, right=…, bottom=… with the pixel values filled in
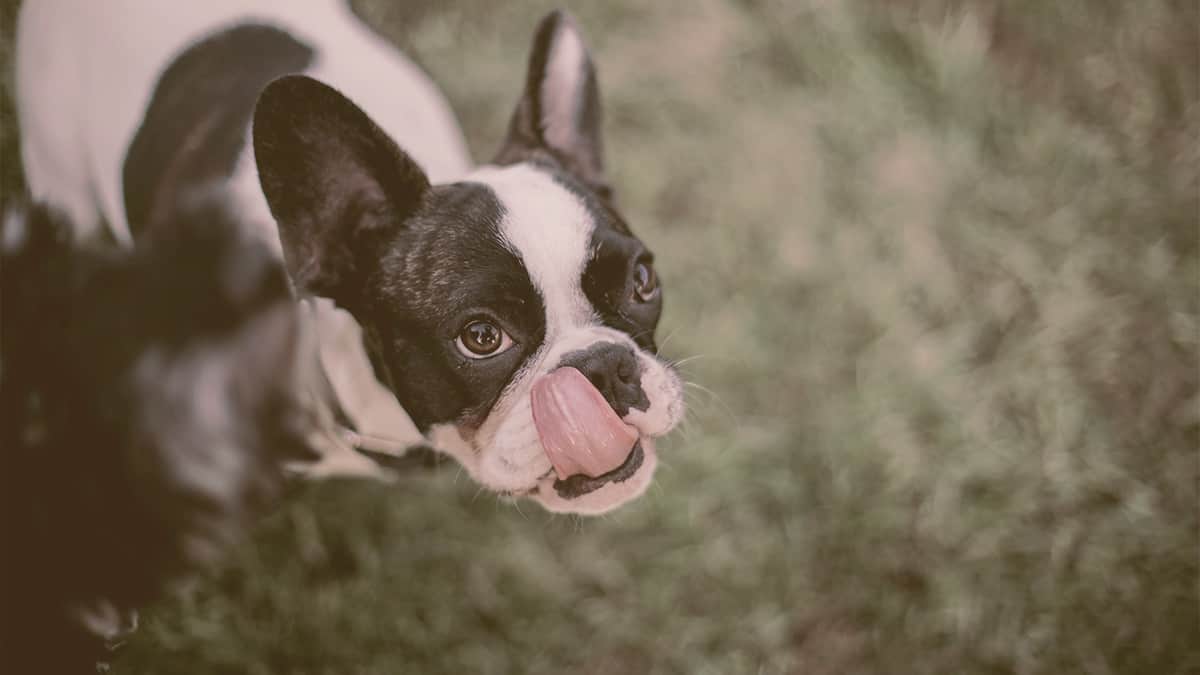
left=531, top=367, right=640, bottom=479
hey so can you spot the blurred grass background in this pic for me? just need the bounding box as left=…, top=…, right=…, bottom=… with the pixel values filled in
left=3, top=1, right=1198, bottom=673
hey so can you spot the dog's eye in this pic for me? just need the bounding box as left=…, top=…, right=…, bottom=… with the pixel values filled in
left=632, top=262, right=659, bottom=303
left=456, top=320, right=514, bottom=359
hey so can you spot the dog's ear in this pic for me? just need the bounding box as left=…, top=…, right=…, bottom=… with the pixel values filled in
left=253, top=75, right=429, bottom=311
left=495, top=10, right=611, bottom=200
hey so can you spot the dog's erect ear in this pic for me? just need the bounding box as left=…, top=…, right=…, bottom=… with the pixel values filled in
left=495, top=10, right=611, bottom=200
left=253, top=75, right=429, bottom=309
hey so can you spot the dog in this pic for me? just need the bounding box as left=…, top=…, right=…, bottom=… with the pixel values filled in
left=0, top=197, right=321, bottom=671
left=17, top=1, right=685, bottom=514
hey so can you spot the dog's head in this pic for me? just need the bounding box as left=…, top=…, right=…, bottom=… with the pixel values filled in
left=253, top=11, right=684, bottom=514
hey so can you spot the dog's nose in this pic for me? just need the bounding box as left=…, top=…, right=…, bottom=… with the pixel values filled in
left=557, top=342, right=649, bottom=416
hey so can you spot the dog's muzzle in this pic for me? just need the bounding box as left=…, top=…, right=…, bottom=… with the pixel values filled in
left=552, top=440, right=646, bottom=499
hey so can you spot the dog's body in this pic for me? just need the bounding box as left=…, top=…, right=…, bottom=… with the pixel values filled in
left=18, top=0, right=471, bottom=245
left=1, top=199, right=321, bottom=671
left=17, top=0, right=684, bottom=514
left=19, top=0, right=469, bottom=472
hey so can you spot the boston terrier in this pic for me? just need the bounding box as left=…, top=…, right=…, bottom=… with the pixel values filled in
left=16, top=0, right=685, bottom=514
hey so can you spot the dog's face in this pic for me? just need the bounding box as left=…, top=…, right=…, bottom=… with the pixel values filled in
left=253, top=11, right=683, bottom=513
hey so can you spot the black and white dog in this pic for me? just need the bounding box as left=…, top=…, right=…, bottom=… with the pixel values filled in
left=17, top=1, right=684, bottom=514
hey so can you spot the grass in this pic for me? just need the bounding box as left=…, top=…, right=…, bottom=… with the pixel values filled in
left=3, top=0, right=1198, bottom=672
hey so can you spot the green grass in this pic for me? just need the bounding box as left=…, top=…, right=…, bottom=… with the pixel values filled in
left=3, top=1, right=1198, bottom=672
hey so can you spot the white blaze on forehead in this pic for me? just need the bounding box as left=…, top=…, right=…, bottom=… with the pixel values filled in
left=466, top=164, right=596, bottom=335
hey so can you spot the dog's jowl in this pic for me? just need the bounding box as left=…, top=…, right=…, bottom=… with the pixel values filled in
left=18, top=1, right=685, bottom=514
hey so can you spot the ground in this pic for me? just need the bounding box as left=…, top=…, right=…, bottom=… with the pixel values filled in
left=1, top=1, right=1197, bottom=673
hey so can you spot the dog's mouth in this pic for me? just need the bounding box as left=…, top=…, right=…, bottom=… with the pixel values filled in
left=551, top=440, right=645, bottom=498
left=420, top=360, right=663, bottom=508
left=528, top=365, right=653, bottom=501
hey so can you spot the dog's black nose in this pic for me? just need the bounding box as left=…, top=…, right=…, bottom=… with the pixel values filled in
left=557, top=342, right=650, bottom=416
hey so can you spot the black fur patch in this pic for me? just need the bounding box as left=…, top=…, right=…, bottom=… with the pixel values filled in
left=368, top=182, right=546, bottom=431
left=253, top=74, right=431, bottom=312
left=1, top=202, right=316, bottom=671
left=583, top=224, right=662, bottom=353
left=123, top=24, right=313, bottom=237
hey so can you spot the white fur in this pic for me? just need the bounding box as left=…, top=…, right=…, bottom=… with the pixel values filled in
left=471, top=164, right=597, bottom=334
left=17, top=0, right=471, bottom=245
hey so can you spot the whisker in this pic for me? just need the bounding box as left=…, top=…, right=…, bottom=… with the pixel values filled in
left=682, top=381, right=740, bottom=427
left=684, top=380, right=725, bottom=400
left=669, top=354, right=709, bottom=369
left=670, top=412, right=693, bottom=441
left=674, top=416, right=699, bottom=444
left=656, top=325, right=684, bottom=353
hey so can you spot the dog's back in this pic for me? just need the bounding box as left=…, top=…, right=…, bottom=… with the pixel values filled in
left=17, top=0, right=471, bottom=247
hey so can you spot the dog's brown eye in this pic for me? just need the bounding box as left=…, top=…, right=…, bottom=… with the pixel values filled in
left=632, top=262, right=659, bottom=303
left=456, top=320, right=513, bottom=359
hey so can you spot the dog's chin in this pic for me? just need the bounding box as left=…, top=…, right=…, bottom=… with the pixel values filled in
left=528, top=439, right=658, bottom=515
